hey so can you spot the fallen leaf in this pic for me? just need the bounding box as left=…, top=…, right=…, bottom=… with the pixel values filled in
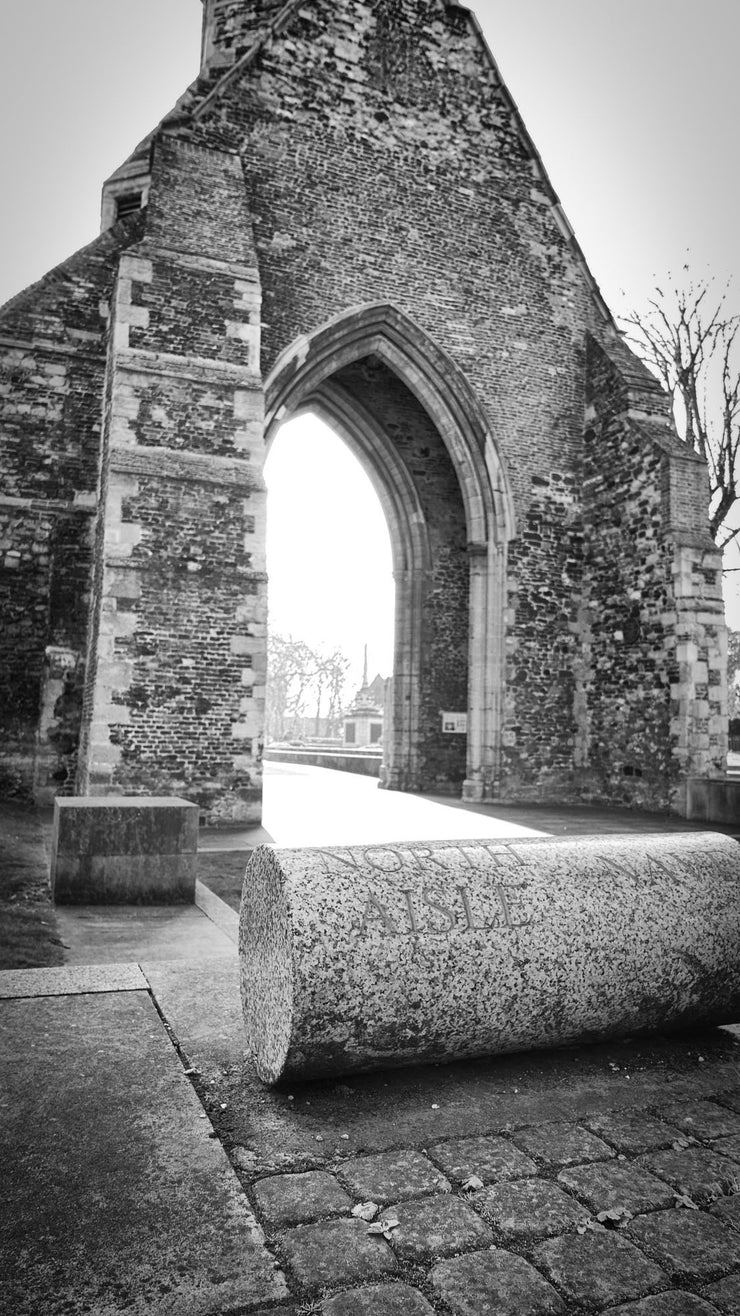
left=596, top=1206, right=633, bottom=1228
left=674, top=1192, right=699, bottom=1210
left=462, top=1175, right=484, bottom=1192
left=576, top=1219, right=604, bottom=1234
left=352, top=1201, right=379, bottom=1221
left=368, top=1215, right=400, bottom=1239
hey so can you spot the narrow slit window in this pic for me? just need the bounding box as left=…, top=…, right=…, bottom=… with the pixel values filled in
left=115, top=192, right=143, bottom=219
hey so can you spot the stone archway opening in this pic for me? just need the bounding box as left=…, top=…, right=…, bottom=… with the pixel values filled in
left=263, top=411, right=395, bottom=757
left=264, top=305, right=515, bottom=799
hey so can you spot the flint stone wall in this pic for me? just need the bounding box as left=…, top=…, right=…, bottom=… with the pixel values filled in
left=240, top=832, right=740, bottom=1083
left=0, top=0, right=728, bottom=817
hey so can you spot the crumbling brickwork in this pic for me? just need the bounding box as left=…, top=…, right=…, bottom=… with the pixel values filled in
left=0, top=0, right=726, bottom=819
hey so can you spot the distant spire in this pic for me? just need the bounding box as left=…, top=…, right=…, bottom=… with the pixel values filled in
left=362, top=644, right=368, bottom=688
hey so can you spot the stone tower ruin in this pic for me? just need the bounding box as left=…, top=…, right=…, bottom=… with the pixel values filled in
left=0, top=0, right=727, bottom=822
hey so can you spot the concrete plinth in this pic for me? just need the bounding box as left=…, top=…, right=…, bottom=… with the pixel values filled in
left=51, top=796, right=199, bottom=904
left=686, top=776, right=740, bottom=827
left=239, top=832, right=740, bottom=1084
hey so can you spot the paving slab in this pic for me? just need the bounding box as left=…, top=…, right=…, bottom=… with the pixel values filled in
left=509, top=1121, right=617, bottom=1167
left=709, top=1192, right=740, bottom=1231
left=626, top=1208, right=740, bottom=1282
left=430, top=1247, right=565, bottom=1316
left=558, top=1159, right=676, bottom=1215
left=429, top=1134, right=537, bottom=1184
left=386, top=1194, right=493, bottom=1261
left=471, top=1177, right=590, bottom=1238
left=252, top=1170, right=353, bottom=1227
left=339, top=1149, right=451, bottom=1202
left=637, top=1146, right=740, bottom=1200
left=56, top=899, right=235, bottom=964
left=279, top=1215, right=397, bottom=1291
left=0, top=961, right=147, bottom=997
left=321, top=1283, right=435, bottom=1314
left=583, top=1111, right=685, bottom=1155
left=143, top=954, right=242, bottom=1045
left=0, top=991, right=285, bottom=1315
left=533, top=1228, right=668, bottom=1306
left=700, top=1271, right=740, bottom=1312
left=607, top=1296, right=721, bottom=1315
left=658, top=1099, right=740, bottom=1142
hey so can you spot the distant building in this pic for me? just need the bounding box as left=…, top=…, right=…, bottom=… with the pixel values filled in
left=344, top=652, right=387, bottom=748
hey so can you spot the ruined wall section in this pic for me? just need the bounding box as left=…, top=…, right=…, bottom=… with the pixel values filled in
left=501, top=468, right=585, bottom=797
left=200, top=0, right=287, bottom=71
left=78, top=135, right=267, bottom=822
left=0, top=221, right=142, bottom=797
left=582, top=337, right=726, bottom=810
left=334, top=357, right=469, bottom=792
left=188, top=0, right=607, bottom=788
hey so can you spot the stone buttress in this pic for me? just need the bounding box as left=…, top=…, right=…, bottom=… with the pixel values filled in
left=77, top=135, right=266, bottom=821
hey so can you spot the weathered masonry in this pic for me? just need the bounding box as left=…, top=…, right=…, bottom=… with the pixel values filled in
left=0, top=0, right=727, bottom=822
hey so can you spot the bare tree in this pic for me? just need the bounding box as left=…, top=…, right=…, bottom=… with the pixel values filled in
left=265, top=634, right=350, bottom=741
left=622, top=275, right=740, bottom=553
left=318, top=648, right=350, bottom=737
left=265, top=634, right=314, bottom=741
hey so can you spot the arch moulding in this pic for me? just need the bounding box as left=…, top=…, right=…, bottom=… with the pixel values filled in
left=264, top=303, right=515, bottom=800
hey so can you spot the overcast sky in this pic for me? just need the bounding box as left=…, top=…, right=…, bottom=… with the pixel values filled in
left=1, top=0, right=737, bottom=655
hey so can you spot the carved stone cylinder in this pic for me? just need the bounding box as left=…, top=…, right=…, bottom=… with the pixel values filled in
left=239, top=832, right=740, bottom=1084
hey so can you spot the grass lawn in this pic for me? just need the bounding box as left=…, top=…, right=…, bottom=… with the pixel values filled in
left=196, top=850, right=251, bottom=913
left=0, top=802, right=65, bottom=970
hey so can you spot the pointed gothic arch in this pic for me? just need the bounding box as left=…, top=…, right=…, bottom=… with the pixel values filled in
left=264, top=303, right=515, bottom=798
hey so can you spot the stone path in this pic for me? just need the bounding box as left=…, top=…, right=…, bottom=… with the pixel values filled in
left=3, top=773, right=740, bottom=1312
left=202, top=761, right=740, bottom=853
left=141, top=957, right=740, bottom=1316
left=6, top=951, right=740, bottom=1313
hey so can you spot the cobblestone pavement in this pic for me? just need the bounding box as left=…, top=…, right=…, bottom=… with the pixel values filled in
left=150, top=956, right=740, bottom=1315
left=6, top=780, right=740, bottom=1312
left=227, top=1089, right=740, bottom=1314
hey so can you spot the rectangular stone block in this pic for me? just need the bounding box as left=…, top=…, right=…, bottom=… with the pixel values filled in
left=686, top=777, right=740, bottom=825
left=51, top=796, right=199, bottom=904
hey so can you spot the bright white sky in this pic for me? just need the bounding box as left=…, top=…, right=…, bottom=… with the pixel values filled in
left=0, top=0, right=738, bottom=668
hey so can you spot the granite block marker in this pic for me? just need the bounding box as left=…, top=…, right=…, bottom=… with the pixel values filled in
left=51, top=796, right=199, bottom=904
left=239, top=832, right=740, bottom=1084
